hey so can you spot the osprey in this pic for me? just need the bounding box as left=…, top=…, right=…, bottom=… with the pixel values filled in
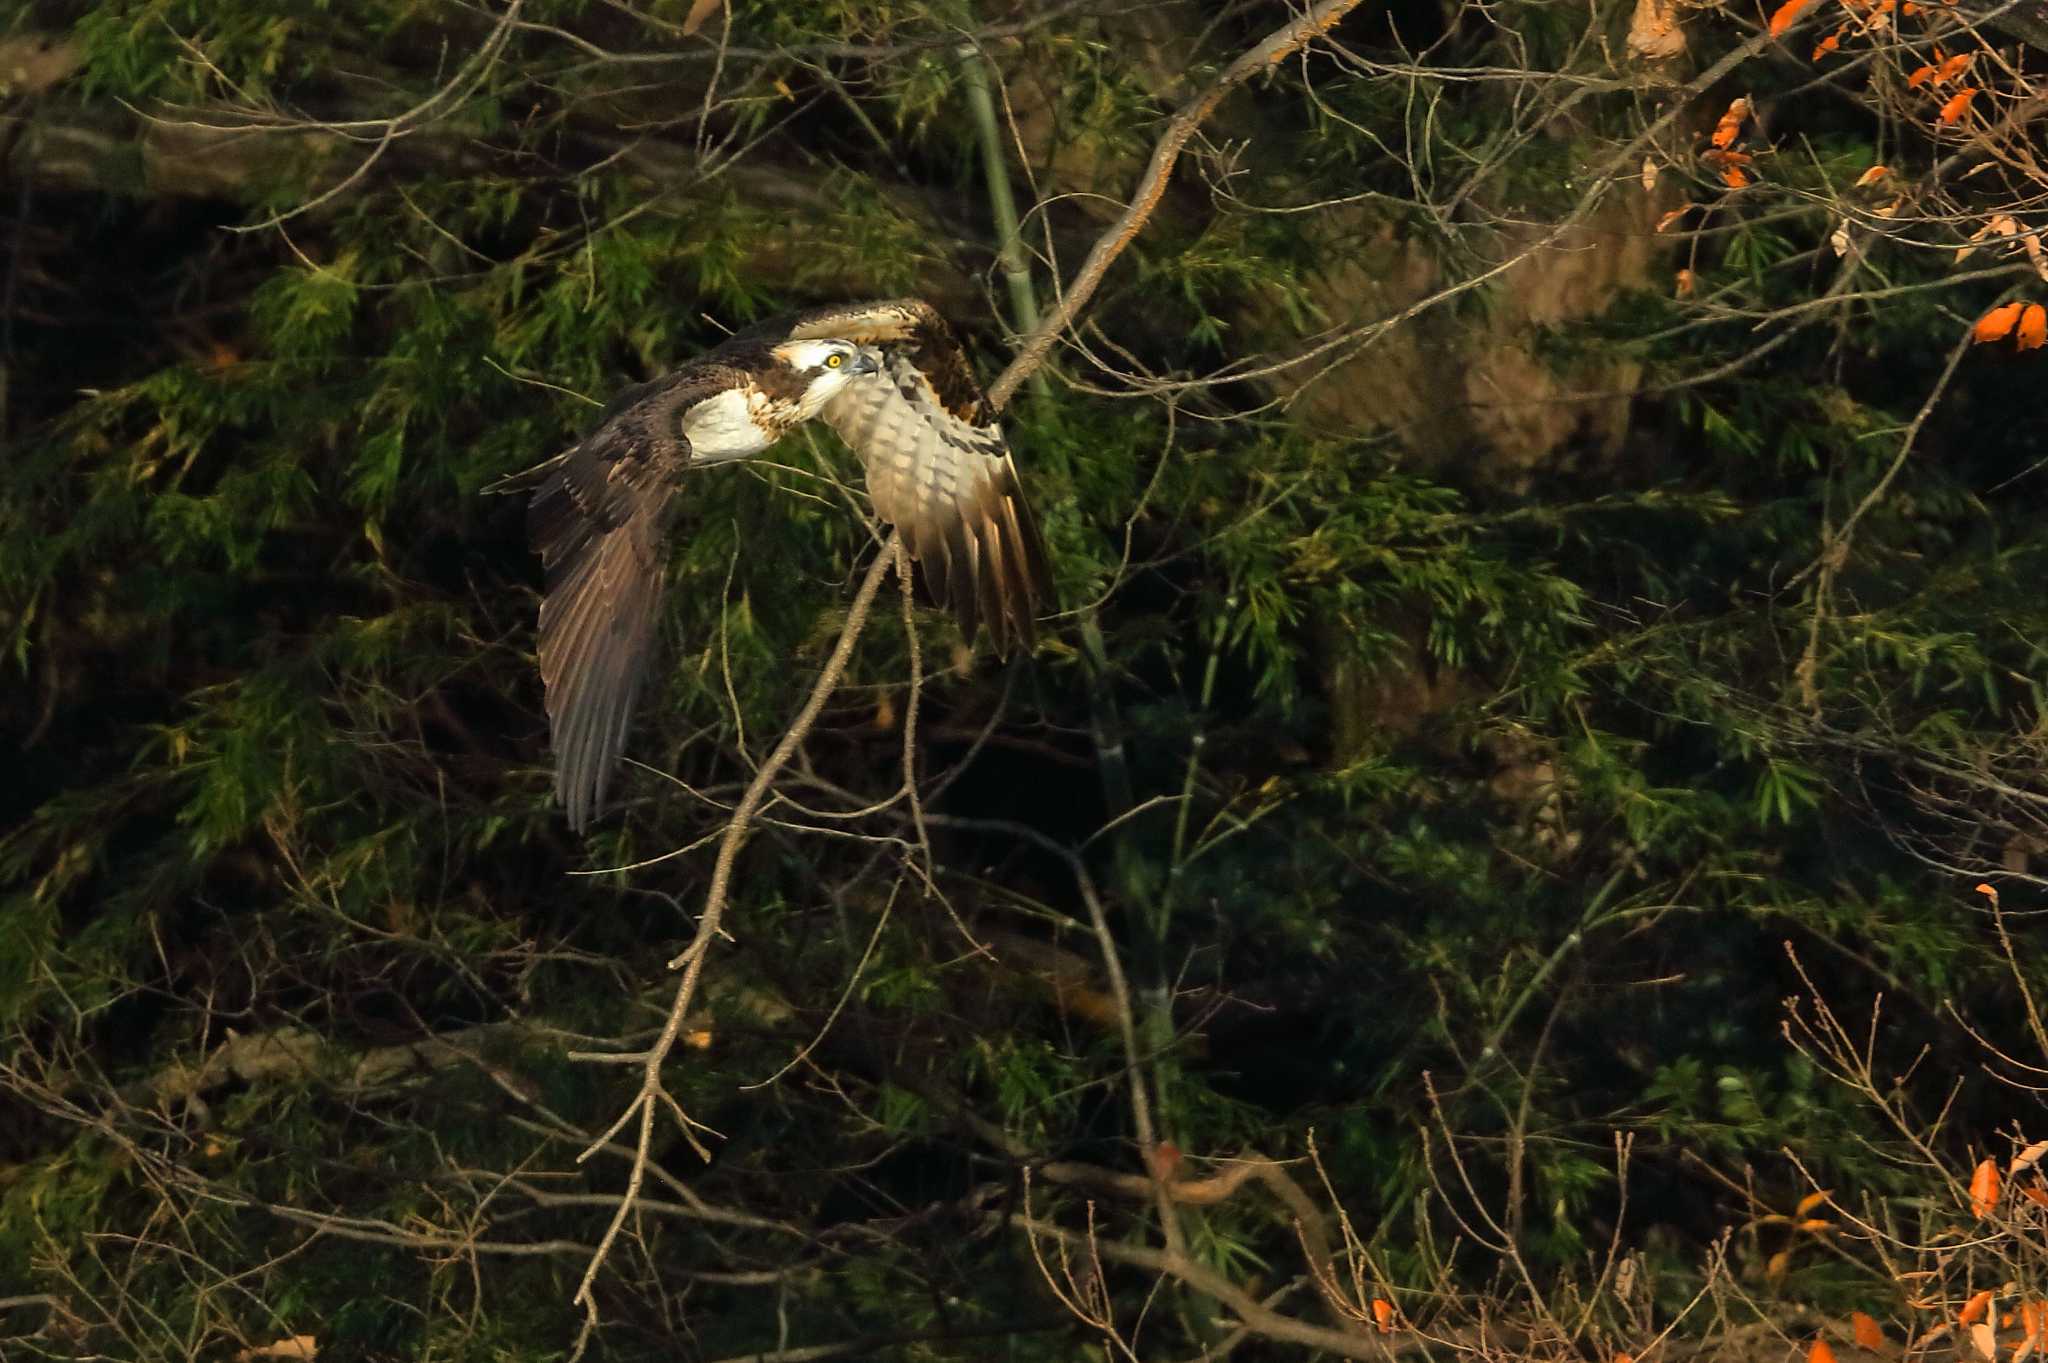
left=524, top=298, right=1052, bottom=831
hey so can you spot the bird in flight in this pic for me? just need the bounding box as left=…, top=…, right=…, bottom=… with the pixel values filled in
left=523, top=298, right=1052, bottom=831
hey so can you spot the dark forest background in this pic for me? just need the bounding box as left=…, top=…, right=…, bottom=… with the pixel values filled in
left=6, top=0, right=2048, bottom=1359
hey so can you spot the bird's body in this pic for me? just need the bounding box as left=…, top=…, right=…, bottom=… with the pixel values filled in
left=523, top=299, right=1051, bottom=831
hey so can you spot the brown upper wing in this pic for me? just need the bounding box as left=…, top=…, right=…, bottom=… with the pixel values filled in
left=752, top=299, right=1052, bottom=654
left=526, top=365, right=745, bottom=831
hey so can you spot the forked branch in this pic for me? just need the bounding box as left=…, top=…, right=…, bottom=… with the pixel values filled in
left=984, top=0, right=1367, bottom=411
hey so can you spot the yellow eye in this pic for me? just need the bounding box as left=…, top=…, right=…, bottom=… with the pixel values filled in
left=826, top=353, right=844, bottom=368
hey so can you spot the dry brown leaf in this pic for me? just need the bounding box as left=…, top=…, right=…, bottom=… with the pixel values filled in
left=1642, top=157, right=1661, bottom=192
left=235, top=1339, right=317, bottom=1363
left=679, top=0, right=723, bottom=36
left=1972, top=1322, right=1998, bottom=1361
left=1675, top=268, right=1696, bottom=298
left=1972, top=1157, right=2003, bottom=1216
left=1628, top=0, right=1689, bottom=60
left=1852, top=1312, right=1886, bottom=1349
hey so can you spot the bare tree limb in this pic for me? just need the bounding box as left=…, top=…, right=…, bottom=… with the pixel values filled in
left=565, top=532, right=900, bottom=1358
left=985, top=0, right=1367, bottom=410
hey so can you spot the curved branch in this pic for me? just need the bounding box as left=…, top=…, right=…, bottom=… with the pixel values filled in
left=985, top=0, right=1366, bottom=411
left=566, top=532, right=900, bottom=1356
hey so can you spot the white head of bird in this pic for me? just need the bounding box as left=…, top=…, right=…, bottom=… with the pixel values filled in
left=772, top=339, right=882, bottom=416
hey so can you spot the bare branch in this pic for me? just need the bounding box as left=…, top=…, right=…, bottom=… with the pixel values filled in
left=985, top=0, right=1368, bottom=410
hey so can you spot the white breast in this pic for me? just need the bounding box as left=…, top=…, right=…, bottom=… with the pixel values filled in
left=682, top=388, right=776, bottom=463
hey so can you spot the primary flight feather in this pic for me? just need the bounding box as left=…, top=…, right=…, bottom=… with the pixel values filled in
left=524, top=299, right=1052, bottom=831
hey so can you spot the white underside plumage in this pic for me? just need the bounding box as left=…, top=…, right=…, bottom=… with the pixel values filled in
left=682, top=388, right=779, bottom=462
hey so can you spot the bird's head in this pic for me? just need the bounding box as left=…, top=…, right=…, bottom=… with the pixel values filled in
left=771, top=339, right=882, bottom=416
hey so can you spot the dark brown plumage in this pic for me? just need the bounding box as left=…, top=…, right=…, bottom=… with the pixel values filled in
left=523, top=299, right=1053, bottom=831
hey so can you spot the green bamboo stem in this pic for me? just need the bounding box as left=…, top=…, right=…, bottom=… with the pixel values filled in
left=958, top=7, right=1176, bottom=1169
left=957, top=39, right=1050, bottom=400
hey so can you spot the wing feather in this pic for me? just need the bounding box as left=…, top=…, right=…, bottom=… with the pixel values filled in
left=526, top=366, right=742, bottom=830
left=765, top=300, right=1050, bottom=655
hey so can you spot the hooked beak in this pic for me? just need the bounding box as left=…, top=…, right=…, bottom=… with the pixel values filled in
left=852, top=347, right=883, bottom=377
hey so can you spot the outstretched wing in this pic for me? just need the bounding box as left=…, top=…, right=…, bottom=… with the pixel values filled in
left=526, top=367, right=739, bottom=831
left=760, top=299, right=1052, bottom=655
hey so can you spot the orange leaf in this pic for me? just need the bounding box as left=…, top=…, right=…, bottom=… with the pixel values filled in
left=1722, top=165, right=1754, bottom=188
left=2020, top=305, right=2047, bottom=351
left=1769, top=0, right=1818, bottom=35
left=1972, top=1157, right=2003, bottom=1215
left=1975, top=303, right=2024, bottom=343
left=1853, top=1312, right=1886, bottom=1349
left=1854, top=165, right=1890, bottom=187
left=1810, top=1337, right=1838, bottom=1363
left=1712, top=97, right=1751, bottom=147
left=1371, top=1298, right=1395, bottom=1331
left=1796, top=1218, right=1834, bottom=1232
left=1976, top=882, right=2000, bottom=904
left=2022, top=1300, right=2047, bottom=1339
left=1797, top=1189, right=1834, bottom=1214
left=1937, top=53, right=1974, bottom=81
left=1675, top=268, right=1697, bottom=298
left=1767, top=1249, right=1793, bottom=1280
left=1908, top=64, right=1937, bottom=87
left=1812, top=32, right=1840, bottom=58
left=1939, top=88, right=1979, bottom=125
left=1615, top=1355, right=1635, bottom=1363
left=1656, top=205, right=1695, bottom=233
left=2011, top=1140, right=2048, bottom=1175
left=1962, top=1289, right=1995, bottom=1327
left=2022, top=1184, right=2048, bottom=1207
